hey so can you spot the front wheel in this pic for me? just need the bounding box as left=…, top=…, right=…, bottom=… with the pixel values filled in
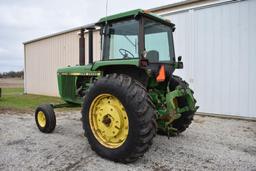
left=82, top=74, right=157, bottom=163
left=35, top=104, right=56, bottom=133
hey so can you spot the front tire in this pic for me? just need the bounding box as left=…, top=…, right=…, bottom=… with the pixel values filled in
left=82, top=74, right=157, bottom=163
left=35, top=104, right=56, bottom=133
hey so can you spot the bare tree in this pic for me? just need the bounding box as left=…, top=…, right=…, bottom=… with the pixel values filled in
left=0, top=70, right=24, bottom=78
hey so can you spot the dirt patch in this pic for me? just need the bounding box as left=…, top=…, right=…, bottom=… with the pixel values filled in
left=0, top=78, right=23, bottom=88
left=0, top=112, right=255, bottom=171
left=193, top=117, right=205, bottom=124
left=0, top=107, right=32, bottom=115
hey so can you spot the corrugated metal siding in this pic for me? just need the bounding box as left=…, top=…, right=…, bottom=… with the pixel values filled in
left=25, top=30, right=101, bottom=96
left=164, top=0, right=256, bottom=117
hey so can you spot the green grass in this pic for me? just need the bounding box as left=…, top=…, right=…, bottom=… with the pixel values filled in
left=0, top=88, right=64, bottom=112
left=3, top=88, right=24, bottom=94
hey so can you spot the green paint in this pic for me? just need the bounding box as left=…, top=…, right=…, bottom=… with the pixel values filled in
left=57, top=65, right=102, bottom=104
left=97, top=9, right=143, bottom=24
left=149, top=83, right=197, bottom=135
left=57, top=59, right=139, bottom=103
left=58, top=65, right=95, bottom=74
left=97, top=8, right=171, bottom=26
left=91, top=59, right=139, bottom=71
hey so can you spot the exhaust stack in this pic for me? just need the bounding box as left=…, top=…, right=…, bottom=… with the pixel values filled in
left=79, top=28, right=85, bottom=65
left=86, top=26, right=95, bottom=64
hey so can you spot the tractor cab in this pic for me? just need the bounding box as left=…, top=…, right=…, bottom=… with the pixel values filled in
left=93, top=9, right=182, bottom=81
left=98, top=9, right=175, bottom=63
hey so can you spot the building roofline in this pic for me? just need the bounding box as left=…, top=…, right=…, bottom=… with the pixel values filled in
left=149, top=0, right=202, bottom=13
left=23, top=0, right=226, bottom=45
left=23, top=23, right=95, bottom=45
left=149, top=0, right=239, bottom=16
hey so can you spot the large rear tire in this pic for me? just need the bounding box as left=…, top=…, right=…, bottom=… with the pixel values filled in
left=82, top=74, right=157, bottom=163
left=172, top=104, right=195, bottom=133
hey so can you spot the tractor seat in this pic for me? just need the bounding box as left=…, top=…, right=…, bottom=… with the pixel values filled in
left=147, top=50, right=159, bottom=63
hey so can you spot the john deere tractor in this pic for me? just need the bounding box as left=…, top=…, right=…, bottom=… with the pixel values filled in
left=35, top=9, right=198, bottom=163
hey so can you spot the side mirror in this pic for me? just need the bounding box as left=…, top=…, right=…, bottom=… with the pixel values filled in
left=176, top=56, right=183, bottom=69
left=178, top=56, right=182, bottom=62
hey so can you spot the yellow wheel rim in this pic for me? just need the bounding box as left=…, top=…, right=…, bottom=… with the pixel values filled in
left=38, top=111, right=46, bottom=127
left=89, top=94, right=129, bottom=149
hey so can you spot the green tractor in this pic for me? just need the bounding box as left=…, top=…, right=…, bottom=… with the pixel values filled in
left=35, top=9, right=198, bottom=163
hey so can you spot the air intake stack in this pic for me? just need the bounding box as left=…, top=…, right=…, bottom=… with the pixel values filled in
left=86, top=26, right=95, bottom=64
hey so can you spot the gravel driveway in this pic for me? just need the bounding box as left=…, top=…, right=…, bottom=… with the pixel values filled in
left=0, top=111, right=255, bottom=171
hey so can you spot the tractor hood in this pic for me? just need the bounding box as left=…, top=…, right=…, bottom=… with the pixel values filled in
left=57, top=65, right=101, bottom=76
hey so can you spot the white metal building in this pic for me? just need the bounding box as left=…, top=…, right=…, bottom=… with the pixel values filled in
left=24, top=0, right=256, bottom=118
left=151, top=0, right=256, bottom=117
left=24, top=28, right=101, bottom=96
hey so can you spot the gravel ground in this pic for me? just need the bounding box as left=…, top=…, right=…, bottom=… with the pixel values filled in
left=0, top=111, right=255, bottom=171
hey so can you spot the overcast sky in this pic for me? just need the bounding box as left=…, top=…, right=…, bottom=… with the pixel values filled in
left=0, top=0, right=182, bottom=72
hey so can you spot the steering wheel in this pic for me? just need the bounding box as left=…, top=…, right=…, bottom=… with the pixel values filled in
left=119, top=48, right=134, bottom=58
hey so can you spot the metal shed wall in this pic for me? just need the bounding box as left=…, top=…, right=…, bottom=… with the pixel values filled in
left=161, top=0, right=256, bottom=117
left=24, top=30, right=101, bottom=96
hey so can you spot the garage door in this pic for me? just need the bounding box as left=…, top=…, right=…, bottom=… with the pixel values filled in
left=163, top=0, right=256, bottom=117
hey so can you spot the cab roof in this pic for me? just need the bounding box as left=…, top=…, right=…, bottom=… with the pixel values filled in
left=96, top=8, right=174, bottom=27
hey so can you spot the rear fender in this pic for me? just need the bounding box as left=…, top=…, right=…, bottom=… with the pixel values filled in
left=96, top=65, right=149, bottom=86
left=166, top=85, right=198, bottom=114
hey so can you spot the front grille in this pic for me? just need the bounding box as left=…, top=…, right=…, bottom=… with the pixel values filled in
left=61, top=75, right=76, bottom=99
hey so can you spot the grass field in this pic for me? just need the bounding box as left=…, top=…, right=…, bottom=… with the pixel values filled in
left=0, top=78, right=80, bottom=113
left=0, top=88, right=63, bottom=112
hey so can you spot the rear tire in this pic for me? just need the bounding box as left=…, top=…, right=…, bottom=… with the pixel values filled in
left=169, top=76, right=196, bottom=133
left=82, top=74, right=157, bottom=163
left=172, top=106, right=195, bottom=133
left=35, top=104, right=56, bottom=133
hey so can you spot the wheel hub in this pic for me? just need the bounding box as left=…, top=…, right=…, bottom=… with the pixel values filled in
left=102, top=114, right=111, bottom=126
left=37, top=111, right=46, bottom=127
left=89, top=94, right=129, bottom=148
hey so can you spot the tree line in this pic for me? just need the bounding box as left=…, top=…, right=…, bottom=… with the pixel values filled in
left=0, top=70, right=24, bottom=78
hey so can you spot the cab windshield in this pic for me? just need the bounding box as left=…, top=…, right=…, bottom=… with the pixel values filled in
left=104, top=19, right=139, bottom=59
left=102, top=17, right=175, bottom=62
left=144, top=19, right=175, bottom=63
